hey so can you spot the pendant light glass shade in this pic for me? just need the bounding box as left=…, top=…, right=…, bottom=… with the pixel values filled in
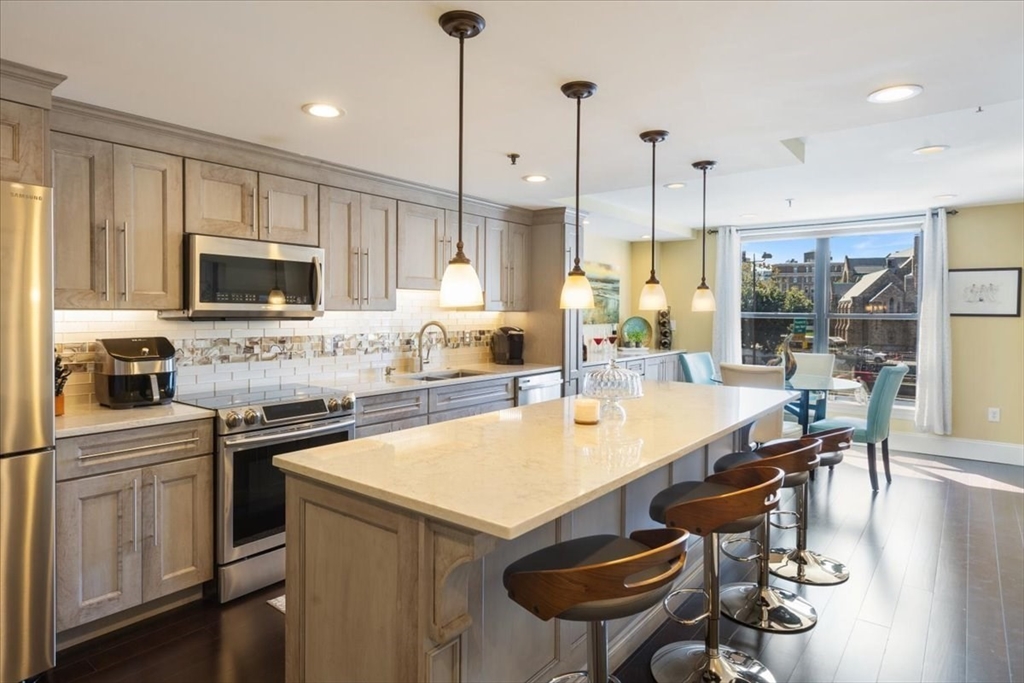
left=639, top=130, right=669, bottom=311
left=691, top=160, right=717, bottom=313
left=639, top=282, right=668, bottom=311
left=440, top=261, right=484, bottom=307
left=438, top=10, right=485, bottom=308
left=691, top=283, right=716, bottom=311
left=559, top=81, right=598, bottom=310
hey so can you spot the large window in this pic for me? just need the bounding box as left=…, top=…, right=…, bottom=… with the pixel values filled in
left=740, top=230, right=919, bottom=405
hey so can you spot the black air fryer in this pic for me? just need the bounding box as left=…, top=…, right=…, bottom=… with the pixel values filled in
left=94, top=337, right=177, bottom=408
left=491, top=326, right=524, bottom=365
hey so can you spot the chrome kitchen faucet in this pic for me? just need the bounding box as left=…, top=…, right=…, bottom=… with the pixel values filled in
left=417, top=321, right=449, bottom=373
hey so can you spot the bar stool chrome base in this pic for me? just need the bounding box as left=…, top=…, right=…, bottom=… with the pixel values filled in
left=651, top=641, right=775, bottom=683
left=769, top=547, right=850, bottom=585
left=549, top=672, right=620, bottom=683
left=719, top=583, right=817, bottom=633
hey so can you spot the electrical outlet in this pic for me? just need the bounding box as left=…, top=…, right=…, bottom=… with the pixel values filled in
left=987, top=407, right=1001, bottom=423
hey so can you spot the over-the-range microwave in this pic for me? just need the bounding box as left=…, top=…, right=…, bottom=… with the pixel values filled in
left=160, top=234, right=324, bottom=320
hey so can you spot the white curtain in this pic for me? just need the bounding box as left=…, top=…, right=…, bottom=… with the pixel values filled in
left=712, top=226, right=742, bottom=365
left=916, top=209, right=953, bottom=434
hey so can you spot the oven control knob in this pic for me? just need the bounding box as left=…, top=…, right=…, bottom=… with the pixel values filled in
left=327, top=398, right=340, bottom=413
left=341, top=394, right=355, bottom=411
left=225, top=412, right=242, bottom=429
left=243, top=409, right=260, bottom=426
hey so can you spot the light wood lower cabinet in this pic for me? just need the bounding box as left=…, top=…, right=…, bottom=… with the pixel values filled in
left=56, top=455, right=212, bottom=631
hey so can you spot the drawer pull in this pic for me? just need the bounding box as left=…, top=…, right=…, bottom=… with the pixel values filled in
left=442, top=389, right=510, bottom=403
left=78, top=436, right=200, bottom=461
left=362, top=401, right=422, bottom=415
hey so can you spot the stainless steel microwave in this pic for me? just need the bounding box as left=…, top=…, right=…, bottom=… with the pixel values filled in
left=162, top=234, right=324, bottom=320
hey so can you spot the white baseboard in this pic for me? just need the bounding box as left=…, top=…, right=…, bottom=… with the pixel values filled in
left=887, top=431, right=1024, bottom=467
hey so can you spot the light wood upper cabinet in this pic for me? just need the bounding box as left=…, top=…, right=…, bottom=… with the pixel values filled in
left=483, top=219, right=530, bottom=311
left=56, top=469, right=143, bottom=631
left=0, top=99, right=45, bottom=185
left=114, top=146, right=183, bottom=309
left=445, top=210, right=485, bottom=297
left=320, top=187, right=396, bottom=311
left=260, top=173, right=318, bottom=246
left=53, top=134, right=183, bottom=310
left=360, top=194, right=397, bottom=310
left=52, top=133, right=114, bottom=309
left=141, top=457, right=213, bottom=602
left=184, top=159, right=258, bottom=239
left=397, top=201, right=446, bottom=289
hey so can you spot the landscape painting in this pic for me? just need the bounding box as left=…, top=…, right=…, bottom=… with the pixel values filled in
left=582, top=261, right=620, bottom=325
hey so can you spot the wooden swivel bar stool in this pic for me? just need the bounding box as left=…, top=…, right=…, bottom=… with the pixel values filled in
left=648, top=466, right=784, bottom=683
left=713, top=437, right=822, bottom=633
left=504, top=528, right=689, bottom=683
left=769, top=427, right=854, bottom=585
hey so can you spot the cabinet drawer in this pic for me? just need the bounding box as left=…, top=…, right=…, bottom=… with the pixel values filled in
left=355, top=389, right=428, bottom=427
left=428, top=378, right=515, bottom=414
left=428, top=399, right=514, bottom=424
left=354, top=415, right=429, bottom=439
left=57, top=419, right=213, bottom=482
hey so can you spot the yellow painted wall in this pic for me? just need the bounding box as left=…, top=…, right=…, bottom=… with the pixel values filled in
left=944, top=203, right=1023, bottom=444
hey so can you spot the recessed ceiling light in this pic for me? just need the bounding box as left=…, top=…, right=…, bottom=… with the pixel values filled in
left=582, top=219, right=590, bottom=224
left=664, top=182, right=686, bottom=189
left=641, top=234, right=651, bottom=240
left=740, top=213, right=758, bottom=219
left=934, top=193, right=958, bottom=200
left=302, top=103, right=343, bottom=118
left=913, top=145, right=949, bottom=155
left=522, top=174, right=548, bottom=183
left=867, top=84, right=923, bottom=104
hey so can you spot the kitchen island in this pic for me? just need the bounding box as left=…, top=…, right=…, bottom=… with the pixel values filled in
left=274, top=382, right=793, bottom=683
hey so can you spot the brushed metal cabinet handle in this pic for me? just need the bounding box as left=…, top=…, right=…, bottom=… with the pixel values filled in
left=362, top=401, right=421, bottom=415
left=121, top=222, right=129, bottom=301
left=363, top=249, right=370, bottom=303
left=152, top=473, right=159, bottom=547
left=131, top=477, right=139, bottom=552
left=101, top=219, right=110, bottom=301
left=78, top=436, right=200, bottom=461
left=352, top=248, right=360, bottom=303
left=251, top=189, right=257, bottom=235
left=266, top=191, right=272, bottom=234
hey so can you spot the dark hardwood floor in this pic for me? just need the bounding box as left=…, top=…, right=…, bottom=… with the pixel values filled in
left=41, top=448, right=1022, bottom=683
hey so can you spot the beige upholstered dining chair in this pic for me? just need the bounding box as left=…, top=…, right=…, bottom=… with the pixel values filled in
left=719, top=363, right=790, bottom=446
left=791, top=353, right=835, bottom=381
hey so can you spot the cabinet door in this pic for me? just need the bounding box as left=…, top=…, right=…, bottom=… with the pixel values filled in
left=56, top=470, right=143, bottom=631
left=361, top=194, right=398, bottom=311
left=319, top=186, right=361, bottom=310
left=445, top=210, right=486, bottom=298
left=52, top=133, right=114, bottom=309
left=184, top=159, right=258, bottom=239
left=0, top=99, right=45, bottom=185
left=259, top=173, right=319, bottom=246
left=397, top=201, right=445, bottom=289
left=141, top=457, right=213, bottom=602
left=509, top=222, right=531, bottom=311
left=484, top=218, right=508, bottom=310
left=113, top=146, right=183, bottom=309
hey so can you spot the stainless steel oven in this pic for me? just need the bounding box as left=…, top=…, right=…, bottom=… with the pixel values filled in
left=176, top=385, right=354, bottom=601
left=164, top=234, right=325, bottom=320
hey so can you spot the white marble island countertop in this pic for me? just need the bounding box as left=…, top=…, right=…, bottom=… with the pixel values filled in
left=274, top=382, right=795, bottom=540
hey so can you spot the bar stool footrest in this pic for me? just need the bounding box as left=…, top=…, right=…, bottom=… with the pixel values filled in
left=661, top=587, right=710, bottom=626
left=768, top=509, right=800, bottom=530
left=650, top=640, right=776, bottom=683
left=768, top=547, right=850, bottom=586
left=720, top=536, right=763, bottom=563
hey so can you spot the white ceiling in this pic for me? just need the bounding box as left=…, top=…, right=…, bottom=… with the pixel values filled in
left=2, top=0, right=1022, bottom=241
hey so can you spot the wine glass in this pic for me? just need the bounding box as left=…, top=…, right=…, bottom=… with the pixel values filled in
left=592, top=336, right=605, bottom=361
left=607, top=333, right=618, bottom=359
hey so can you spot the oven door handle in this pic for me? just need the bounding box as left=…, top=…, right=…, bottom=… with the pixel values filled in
left=223, top=420, right=354, bottom=447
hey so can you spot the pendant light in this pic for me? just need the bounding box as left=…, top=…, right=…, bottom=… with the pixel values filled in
left=438, top=10, right=485, bottom=307
left=559, top=81, right=597, bottom=310
left=691, top=160, right=717, bottom=312
left=638, top=130, right=669, bottom=311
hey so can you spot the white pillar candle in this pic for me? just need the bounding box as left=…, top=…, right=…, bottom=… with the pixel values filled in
left=574, top=398, right=600, bottom=425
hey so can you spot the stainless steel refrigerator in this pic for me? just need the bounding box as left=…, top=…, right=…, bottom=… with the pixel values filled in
left=0, top=180, right=56, bottom=683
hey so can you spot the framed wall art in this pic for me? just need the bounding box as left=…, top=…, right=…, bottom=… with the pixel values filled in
left=948, top=267, right=1021, bottom=317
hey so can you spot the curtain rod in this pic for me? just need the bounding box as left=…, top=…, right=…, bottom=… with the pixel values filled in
left=707, top=208, right=956, bottom=234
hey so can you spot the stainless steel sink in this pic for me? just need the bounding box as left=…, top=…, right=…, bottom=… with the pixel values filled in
left=409, top=369, right=492, bottom=382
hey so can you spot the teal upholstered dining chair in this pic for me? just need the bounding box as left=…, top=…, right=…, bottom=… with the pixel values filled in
left=808, top=364, right=909, bottom=491
left=679, top=352, right=717, bottom=385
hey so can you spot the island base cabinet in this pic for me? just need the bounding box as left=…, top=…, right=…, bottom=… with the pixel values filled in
left=55, top=456, right=213, bottom=631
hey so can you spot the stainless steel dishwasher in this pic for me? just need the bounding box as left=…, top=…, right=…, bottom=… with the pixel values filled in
left=515, top=372, right=564, bottom=405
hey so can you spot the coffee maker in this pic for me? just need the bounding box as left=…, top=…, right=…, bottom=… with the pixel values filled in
left=94, top=337, right=177, bottom=408
left=491, top=326, right=525, bottom=365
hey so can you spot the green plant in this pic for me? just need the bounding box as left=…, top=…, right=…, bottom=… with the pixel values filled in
left=626, top=330, right=645, bottom=345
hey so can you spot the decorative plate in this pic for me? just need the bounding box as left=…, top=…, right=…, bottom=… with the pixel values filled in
left=620, top=316, right=653, bottom=347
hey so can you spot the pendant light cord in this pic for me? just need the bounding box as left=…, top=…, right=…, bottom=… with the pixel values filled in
left=574, top=95, right=582, bottom=270
left=700, top=165, right=708, bottom=285
left=456, top=32, right=465, bottom=255
left=650, top=140, right=657, bottom=280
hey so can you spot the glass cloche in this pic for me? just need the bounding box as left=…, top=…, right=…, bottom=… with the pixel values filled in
left=582, top=359, right=643, bottom=421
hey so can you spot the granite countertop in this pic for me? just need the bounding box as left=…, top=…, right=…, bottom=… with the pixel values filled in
left=582, top=348, right=685, bottom=368
left=55, top=402, right=215, bottom=439
left=274, top=382, right=795, bottom=540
